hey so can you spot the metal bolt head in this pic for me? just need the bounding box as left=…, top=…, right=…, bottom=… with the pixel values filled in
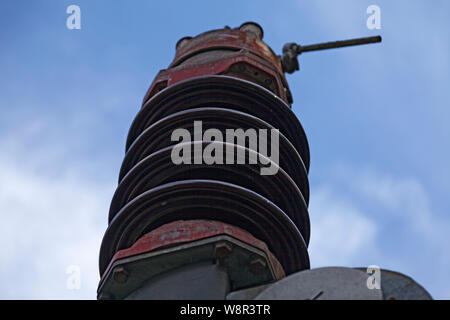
left=214, top=242, right=232, bottom=259
left=239, top=22, right=264, bottom=39
left=113, top=266, right=129, bottom=283
left=176, top=36, right=192, bottom=49
left=249, top=258, right=267, bottom=275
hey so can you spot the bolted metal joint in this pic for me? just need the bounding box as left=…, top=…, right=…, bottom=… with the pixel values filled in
left=214, top=242, right=233, bottom=260
left=113, top=266, right=129, bottom=284
left=249, top=258, right=267, bottom=275
left=97, top=222, right=287, bottom=300
left=281, top=43, right=300, bottom=74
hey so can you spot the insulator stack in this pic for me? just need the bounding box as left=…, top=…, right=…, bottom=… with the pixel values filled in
left=98, top=22, right=311, bottom=299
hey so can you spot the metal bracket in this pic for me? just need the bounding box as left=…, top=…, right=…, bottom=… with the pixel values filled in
left=98, top=234, right=282, bottom=300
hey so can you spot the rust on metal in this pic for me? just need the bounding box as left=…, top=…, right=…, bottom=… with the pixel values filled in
left=142, top=23, right=293, bottom=105
left=98, top=23, right=312, bottom=299
left=101, top=220, right=286, bottom=283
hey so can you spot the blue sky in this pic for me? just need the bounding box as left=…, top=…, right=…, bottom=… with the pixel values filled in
left=0, top=1, right=449, bottom=299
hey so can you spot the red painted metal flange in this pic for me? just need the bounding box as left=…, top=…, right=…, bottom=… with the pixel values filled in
left=101, top=219, right=285, bottom=281
left=142, top=23, right=293, bottom=105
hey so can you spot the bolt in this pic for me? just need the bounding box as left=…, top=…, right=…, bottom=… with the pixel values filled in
left=239, top=22, right=263, bottom=40
left=113, top=266, right=129, bottom=284
left=214, top=242, right=232, bottom=259
left=176, top=36, right=192, bottom=49
left=249, top=258, right=267, bottom=275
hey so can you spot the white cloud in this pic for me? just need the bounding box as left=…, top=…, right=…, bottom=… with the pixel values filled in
left=353, top=169, right=450, bottom=299
left=308, top=185, right=378, bottom=267
left=308, top=165, right=450, bottom=299
left=0, top=137, right=112, bottom=299
left=354, top=169, right=443, bottom=239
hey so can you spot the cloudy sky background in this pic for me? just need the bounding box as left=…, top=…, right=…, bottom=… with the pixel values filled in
left=0, top=0, right=449, bottom=299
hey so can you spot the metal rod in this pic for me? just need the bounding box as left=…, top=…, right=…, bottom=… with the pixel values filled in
left=298, top=35, right=382, bottom=53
